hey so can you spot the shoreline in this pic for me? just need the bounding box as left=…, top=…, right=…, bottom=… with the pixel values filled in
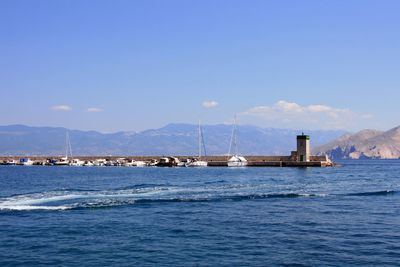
left=0, top=155, right=334, bottom=167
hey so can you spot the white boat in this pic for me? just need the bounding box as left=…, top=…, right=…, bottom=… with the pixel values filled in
left=5, top=159, right=17, bottom=165
left=156, top=157, right=180, bottom=167
left=185, top=121, right=208, bottom=167
left=56, top=132, right=73, bottom=166
left=177, top=161, right=186, bottom=167
left=70, top=159, right=85, bottom=166
left=123, top=160, right=146, bottom=167
left=186, top=158, right=208, bottom=167
left=227, top=155, right=248, bottom=167
left=83, top=161, right=94, bottom=167
left=135, top=161, right=147, bottom=167
left=123, top=160, right=136, bottom=167
left=115, top=158, right=127, bottom=166
left=227, top=115, right=247, bottom=167
left=93, top=159, right=106, bottom=166
left=147, top=159, right=159, bottom=167
left=19, top=158, right=34, bottom=166
left=55, top=156, right=70, bottom=166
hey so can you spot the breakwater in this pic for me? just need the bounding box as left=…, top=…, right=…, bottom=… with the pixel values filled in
left=0, top=155, right=333, bottom=167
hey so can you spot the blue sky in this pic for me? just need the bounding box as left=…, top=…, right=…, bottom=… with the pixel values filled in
left=0, top=0, right=399, bottom=132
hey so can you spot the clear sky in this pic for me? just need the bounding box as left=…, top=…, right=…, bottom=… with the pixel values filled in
left=0, top=0, right=399, bottom=132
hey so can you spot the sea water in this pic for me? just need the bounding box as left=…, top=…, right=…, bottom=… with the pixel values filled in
left=0, top=160, right=399, bottom=266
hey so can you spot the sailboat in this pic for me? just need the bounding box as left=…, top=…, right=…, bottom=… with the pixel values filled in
left=227, top=116, right=248, bottom=167
left=185, top=121, right=208, bottom=167
left=55, top=132, right=72, bottom=166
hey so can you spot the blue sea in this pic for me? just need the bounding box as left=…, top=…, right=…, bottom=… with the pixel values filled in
left=1, top=161, right=400, bottom=266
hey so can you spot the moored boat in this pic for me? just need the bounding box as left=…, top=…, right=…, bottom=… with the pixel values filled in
left=227, top=116, right=247, bottom=167
left=227, top=156, right=248, bottom=167
left=18, top=158, right=34, bottom=166
left=185, top=158, right=208, bottom=167
left=185, top=121, right=208, bottom=167
left=70, top=159, right=85, bottom=166
left=93, top=159, right=107, bottom=166
left=83, top=161, right=94, bottom=167
left=4, top=159, right=18, bottom=165
left=156, top=157, right=180, bottom=167
left=55, top=157, right=70, bottom=166
left=135, top=161, right=147, bottom=167
left=147, top=159, right=159, bottom=167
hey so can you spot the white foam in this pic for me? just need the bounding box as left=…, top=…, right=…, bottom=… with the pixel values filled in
left=0, top=185, right=328, bottom=211
left=0, top=187, right=179, bottom=211
left=0, top=204, right=71, bottom=211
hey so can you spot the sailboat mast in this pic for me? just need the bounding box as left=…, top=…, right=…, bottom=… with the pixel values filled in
left=65, top=132, right=69, bottom=159
left=228, top=126, right=234, bottom=157
left=228, top=115, right=238, bottom=157
left=198, top=121, right=201, bottom=159
left=201, top=125, right=207, bottom=157
left=65, top=131, right=73, bottom=159
left=233, top=115, right=238, bottom=155
left=68, top=133, right=73, bottom=159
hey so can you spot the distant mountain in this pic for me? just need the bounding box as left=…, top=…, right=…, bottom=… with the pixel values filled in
left=314, top=126, right=400, bottom=159
left=0, top=124, right=346, bottom=156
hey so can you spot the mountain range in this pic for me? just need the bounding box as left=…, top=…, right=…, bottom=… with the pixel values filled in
left=314, top=126, right=400, bottom=159
left=0, top=124, right=345, bottom=156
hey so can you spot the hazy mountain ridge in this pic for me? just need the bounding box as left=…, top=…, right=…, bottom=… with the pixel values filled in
left=0, top=124, right=345, bottom=156
left=314, top=126, right=400, bottom=159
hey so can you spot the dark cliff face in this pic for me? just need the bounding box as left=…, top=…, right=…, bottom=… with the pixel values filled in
left=314, top=127, right=400, bottom=159
left=0, top=124, right=345, bottom=156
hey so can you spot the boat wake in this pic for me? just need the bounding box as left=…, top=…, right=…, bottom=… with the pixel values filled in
left=345, top=190, right=398, bottom=197
left=0, top=186, right=175, bottom=211
left=0, top=186, right=398, bottom=211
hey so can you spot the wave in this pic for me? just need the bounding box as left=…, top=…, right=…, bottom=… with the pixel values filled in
left=0, top=187, right=327, bottom=211
left=0, top=186, right=175, bottom=211
left=345, top=190, right=399, bottom=197
left=0, top=186, right=397, bottom=212
left=115, top=183, right=172, bottom=190
left=133, top=193, right=327, bottom=203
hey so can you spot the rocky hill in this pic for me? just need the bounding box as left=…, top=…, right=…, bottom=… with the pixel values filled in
left=0, top=124, right=344, bottom=156
left=314, top=126, right=400, bottom=159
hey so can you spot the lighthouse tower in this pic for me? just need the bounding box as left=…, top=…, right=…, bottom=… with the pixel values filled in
left=297, top=133, right=310, bottom=162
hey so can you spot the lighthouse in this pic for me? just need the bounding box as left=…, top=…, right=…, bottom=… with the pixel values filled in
left=297, top=133, right=310, bottom=162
